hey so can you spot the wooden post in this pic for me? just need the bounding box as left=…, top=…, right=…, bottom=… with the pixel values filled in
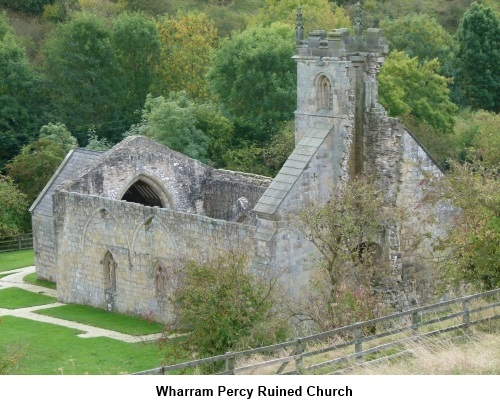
left=354, top=323, right=363, bottom=363
left=294, top=338, right=304, bottom=374
left=225, top=352, right=235, bottom=375
left=18, top=234, right=22, bottom=251
left=411, top=311, right=419, bottom=341
left=462, top=298, right=470, bottom=330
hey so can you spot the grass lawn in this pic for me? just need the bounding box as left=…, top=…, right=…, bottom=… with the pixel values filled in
left=0, top=288, right=57, bottom=309
left=0, top=249, right=35, bottom=272
left=35, top=303, right=164, bottom=335
left=23, top=272, right=57, bottom=290
left=0, top=316, right=172, bottom=374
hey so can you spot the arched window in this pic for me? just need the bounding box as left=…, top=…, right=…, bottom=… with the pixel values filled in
left=154, top=263, right=167, bottom=299
left=121, top=179, right=164, bottom=208
left=103, top=251, right=116, bottom=291
left=317, top=75, right=333, bottom=110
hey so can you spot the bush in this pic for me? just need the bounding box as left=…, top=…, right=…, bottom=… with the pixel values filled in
left=165, top=248, right=288, bottom=358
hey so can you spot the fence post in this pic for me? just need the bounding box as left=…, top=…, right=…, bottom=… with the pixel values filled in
left=354, top=323, right=363, bottom=363
left=411, top=310, right=419, bottom=341
left=18, top=234, right=22, bottom=251
left=294, top=338, right=304, bottom=374
left=462, top=298, right=470, bottom=330
left=225, top=352, right=235, bottom=375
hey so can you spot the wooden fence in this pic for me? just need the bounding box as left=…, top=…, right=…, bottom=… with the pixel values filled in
left=0, top=233, right=33, bottom=253
left=134, top=287, right=500, bottom=375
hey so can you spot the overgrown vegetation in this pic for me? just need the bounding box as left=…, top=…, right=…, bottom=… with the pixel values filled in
left=287, top=176, right=393, bottom=331
left=164, top=248, right=289, bottom=359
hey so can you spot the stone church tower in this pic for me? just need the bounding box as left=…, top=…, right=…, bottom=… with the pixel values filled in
left=253, top=6, right=451, bottom=308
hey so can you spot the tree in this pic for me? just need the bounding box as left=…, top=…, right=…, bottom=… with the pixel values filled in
left=132, top=92, right=210, bottom=162
left=455, top=2, right=500, bottom=112
left=434, top=159, right=500, bottom=291
left=378, top=51, right=457, bottom=133
left=288, top=176, right=391, bottom=330
left=156, top=11, right=218, bottom=100
left=165, top=247, right=288, bottom=358
left=112, top=12, right=161, bottom=126
left=38, top=122, right=78, bottom=153
left=208, top=23, right=296, bottom=142
left=41, top=12, right=125, bottom=145
left=251, top=0, right=351, bottom=31
left=0, top=175, right=29, bottom=238
left=380, top=14, right=456, bottom=77
left=6, top=138, right=66, bottom=202
left=0, top=13, right=44, bottom=169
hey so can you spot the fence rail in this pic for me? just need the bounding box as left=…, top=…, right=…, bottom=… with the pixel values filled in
left=0, top=233, right=33, bottom=253
left=134, top=287, right=500, bottom=375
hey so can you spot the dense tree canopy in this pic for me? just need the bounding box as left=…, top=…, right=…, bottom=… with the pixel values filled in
left=455, top=2, right=500, bottom=112
left=157, top=11, right=218, bottom=100
left=112, top=12, right=161, bottom=126
left=0, top=14, right=44, bottom=169
left=41, top=12, right=125, bottom=144
left=0, top=175, right=29, bottom=237
left=379, top=51, right=457, bottom=133
left=6, top=138, right=66, bottom=202
left=208, top=23, right=296, bottom=142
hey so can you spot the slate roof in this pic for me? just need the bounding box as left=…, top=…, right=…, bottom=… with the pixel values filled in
left=29, top=148, right=103, bottom=217
left=253, top=127, right=331, bottom=219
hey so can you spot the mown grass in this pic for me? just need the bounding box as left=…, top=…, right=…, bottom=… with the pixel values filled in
left=0, top=249, right=35, bottom=272
left=35, top=303, right=164, bottom=335
left=22, top=272, right=56, bottom=290
left=0, top=316, right=182, bottom=374
left=0, top=288, right=57, bottom=309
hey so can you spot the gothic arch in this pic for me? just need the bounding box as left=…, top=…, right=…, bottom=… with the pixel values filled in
left=118, top=173, right=174, bottom=210
left=153, top=261, right=168, bottom=299
left=315, top=73, right=333, bottom=111
left=103, top=250, right=117, bottom=291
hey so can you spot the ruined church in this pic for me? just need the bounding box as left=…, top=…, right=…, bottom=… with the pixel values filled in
left=30, top=11, right=452, bottom=322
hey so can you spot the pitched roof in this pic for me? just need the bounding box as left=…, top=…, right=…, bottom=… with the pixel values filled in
left=29, top=148, right=103, bottom=216
left=253, top=127, right=331, bottom=219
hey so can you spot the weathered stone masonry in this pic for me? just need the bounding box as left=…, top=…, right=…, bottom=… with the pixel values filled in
left=32, top=11, right=453, bottom=322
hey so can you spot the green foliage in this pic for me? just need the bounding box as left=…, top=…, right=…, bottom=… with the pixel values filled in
left=451, top=109, right=500, bottom=166
left=252, top=0, right=351, bottom=31
left=84, top=128, right=112, bottom=151
left=208, top=23, right=296, bottom=142
left=38, top=122, right=78, bottom=153
left=288, top=176, right=390, bottom=330
left=0, top=176, right=29, bottom=238
left=166, top=248, right=288, bottom=357
left=434, top=159, right=500, bottom=290
left=41, top=12, right=125, bottom=144
left=0, top=13, right=44, bottom=169
left=379, top=51, right=457, bottom=133
left=112, top=11, right=161, bottom=125
left=380, top=14, right=456, bottom=77
left=6, top=138, right=66, bottom=202
left=133, top=92, right=210, bottom=162
left=157, top=11, right=218, bottom=100
left=0, top=0, right=56, bottom=16
left=455, top=2, right=500, bottom=112
left=261, top=120, right=295, bottom=176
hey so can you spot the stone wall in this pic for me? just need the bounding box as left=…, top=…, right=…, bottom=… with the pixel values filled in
left=53, top=191, right=256, bottom=322
left=31, top=213, right=57, bottom=282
